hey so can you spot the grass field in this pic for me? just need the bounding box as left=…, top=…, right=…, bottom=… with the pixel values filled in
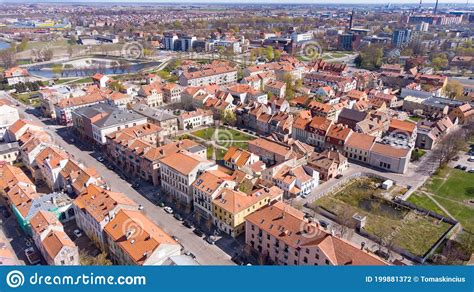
left=408, top=168, right=474, bottom=233
left=314, top=177, right=452, bottom=256
left=191, top=127, right=255, bottom=150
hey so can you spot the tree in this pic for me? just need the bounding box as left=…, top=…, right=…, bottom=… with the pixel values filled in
left=222, top=109, right=237, bottom=126
left=355, top=45, right=383, bottom=70
left=52, top=64, right=63, bottom=76
left=43, top=49, right=54, bottom=61
left=444, top=80, right=464, bottom=99
left=79, top=251, right=112, bottom=266
left=0, top=49, right=16, bottom=67
left=18, top=37, right=28, bottom=52
left=265, top=46, right=274, bottom=61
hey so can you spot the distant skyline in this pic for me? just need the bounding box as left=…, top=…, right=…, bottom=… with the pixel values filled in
left=6, top=0, right=474, bottom=4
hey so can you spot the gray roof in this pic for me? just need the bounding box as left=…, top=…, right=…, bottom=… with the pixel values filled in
left=132, top=104, right=177, bottom=122
left=0, top=142, right=19, bottom=154
left=338, top=108, right=367, bottom=123
left=94, top=109, right=147, bottom=128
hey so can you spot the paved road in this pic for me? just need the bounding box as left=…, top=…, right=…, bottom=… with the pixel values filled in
left=2, top=92, right=235, bottom=265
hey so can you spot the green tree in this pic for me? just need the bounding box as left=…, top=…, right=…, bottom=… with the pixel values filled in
left=355, top=45, right=383, bottom=70
left=222, top=109, right=237, bottom=126
left=265, top=46, right=274, bottom=61
left=18, top=37, right=28, bottom=52
left=444, top=80, right=464, bottom=99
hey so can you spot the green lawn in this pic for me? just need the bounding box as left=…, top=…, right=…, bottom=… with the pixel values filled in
left=12, top=92, right=40, bottom=107
left=407, top=193, right=448, bottom=217
left=314, top=177, right=452, bottom=256
left=409, top=168, right=474, bottom=233
left=191, top=127, right=254, bottom=150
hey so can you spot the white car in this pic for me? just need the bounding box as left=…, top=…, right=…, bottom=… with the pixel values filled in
left=138, top=204, right=144, bottom=210
left=164, top=206, right=174, bottom=214
left=73, top=229, right=83, bottom=238
left=468, top=156, right=474, bottom=162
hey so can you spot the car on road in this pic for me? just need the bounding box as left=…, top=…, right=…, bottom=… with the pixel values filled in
left=131, top=182, right=140, bottom=189
left=73, top=229, right=83, bottom=238
left=138, top=204, right=144, bottom=211
left=97, top=156, right=105, bottom=163
left=319, top=220, right=329, bottom=229
left=183, top=220, right=194, bottom=229
left=335, top=174, right=343, bottom=179
left=164, top=206, right=174, bottom=214
left=173, top=213, right=184, bottom=221
left=205, top=235, right=217, bottom=245
left=24, top=247, right=41, bottom=265
left=300, top=193, right=309, bottom=199
left=171, top=236, right=180, bottom=243
left=193, top=228, right=205, bottom=237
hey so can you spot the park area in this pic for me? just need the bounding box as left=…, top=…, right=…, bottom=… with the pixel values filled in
left=408, top=167, right=474, bottom=234
left=312, top=177, right=452, bottom=257
left=191, top=126, right=255, bottom=150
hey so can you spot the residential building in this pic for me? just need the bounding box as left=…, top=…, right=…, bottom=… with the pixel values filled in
left=104, top=209, right=180, bottom=265
left=245, top=201, right=387, bottom=265
left=159, top=151, right=215, bottom=206
left=223, top=146, right=260, bottom=170
left=213, top=186, right=283, bottom=237
left=307, top=150, right=348, bottom=181
left=0, top=102, right=20, bottom=141
left=192, top=169, right=236, bottom=219
left=73, top=185, right=138, bottom=249
left=368, top=143, right=411, bottom=174
left=179, top=66, right=238, bottom=87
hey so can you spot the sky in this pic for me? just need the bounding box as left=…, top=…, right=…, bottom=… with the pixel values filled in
left=8, top=0, right=474, bottom=4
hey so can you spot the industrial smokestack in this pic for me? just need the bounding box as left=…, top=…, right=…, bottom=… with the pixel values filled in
left=349, top=9, right=354, bottom=30
left=434, top=0, right=439, bottom=14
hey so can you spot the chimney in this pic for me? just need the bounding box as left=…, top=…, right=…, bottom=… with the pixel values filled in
left=349, top=9, right=354, bottom=30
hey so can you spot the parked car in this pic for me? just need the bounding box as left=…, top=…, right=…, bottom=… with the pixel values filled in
left=164, top=206, right=174, bottom=214
left=461, top=166, right=468, bottom=171
left=107, top=164, right=115, bottom=170
left=193, top=228, right=205, bottom=237
left=335, top=174, right=343, bottom=179
left=173, top=213, right=184, bottom=221
left=131, top=182, right=140, bottom=189
left=183, top=220, right=194, bottom=229
left=158, top=202, right=165, bottom=208
left=455, top=165, right=463, bottom=169
left=468, top=169, right=474, bottom=173
left=319, top=220, right=329, bottom=229
left=468, top=156, right=474, bottom=162
left=73, top=229, right=83, bottom=238
left=171, top=236, right=180, bottom=243
left=138, top=204, right=144, bottom=211
left=97, top=156, right=105, bottom=163
left=205, top=235, right=217, bottom=245
left=24, top=247, right=41, bottom=265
